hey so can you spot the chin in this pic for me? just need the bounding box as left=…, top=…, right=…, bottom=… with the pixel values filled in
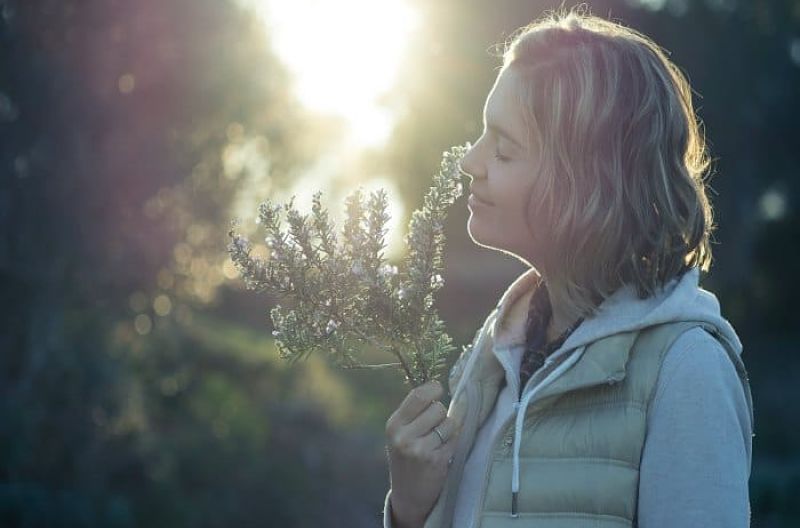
left=467, top=217, right=535, bottom=265
left=466, top=215, right=486, bottom=245
left=467, top=216, right=500, bottom=251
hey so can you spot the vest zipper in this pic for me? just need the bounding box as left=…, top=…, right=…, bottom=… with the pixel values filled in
left=470, top=397, right=519, bottom=526
left=469, top=350, right=568, bottom=525
left=469, top=349, right=526, bottom=526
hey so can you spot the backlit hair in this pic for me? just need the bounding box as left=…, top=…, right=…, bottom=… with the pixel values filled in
left=499, top=5, right=715, bottom=318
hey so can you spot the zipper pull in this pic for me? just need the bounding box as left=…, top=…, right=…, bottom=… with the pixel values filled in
left=511, top=491, right=519, bottom=517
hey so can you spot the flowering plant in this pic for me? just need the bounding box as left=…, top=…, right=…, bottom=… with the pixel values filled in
left=227, top=144, right=469, bottom=387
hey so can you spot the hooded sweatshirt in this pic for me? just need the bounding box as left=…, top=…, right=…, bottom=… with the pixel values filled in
left=384, top=266, right=754, bottom=527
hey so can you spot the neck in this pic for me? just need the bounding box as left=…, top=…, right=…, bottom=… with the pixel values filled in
left=543, top=275, right=583, bottom=342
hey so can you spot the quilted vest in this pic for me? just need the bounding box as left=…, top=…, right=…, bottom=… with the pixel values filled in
left=422, top=313, right=754, bottom=528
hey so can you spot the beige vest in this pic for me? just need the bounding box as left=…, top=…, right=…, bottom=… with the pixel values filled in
left=423, top=314, right=754, bottom=528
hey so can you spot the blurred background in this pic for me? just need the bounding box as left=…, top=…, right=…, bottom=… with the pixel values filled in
left=1, top=0, right=798, bottom=526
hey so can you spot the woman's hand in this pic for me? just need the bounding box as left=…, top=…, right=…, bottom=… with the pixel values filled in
left=385, top=380, right=463, bottom=528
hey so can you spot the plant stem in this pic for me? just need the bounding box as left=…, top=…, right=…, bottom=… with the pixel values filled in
left=340, top=362, right=402, bottom=370
left=347, top=325, right=417, bottom=383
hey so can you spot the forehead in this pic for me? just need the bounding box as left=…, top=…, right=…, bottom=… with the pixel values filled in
left=483, top=71, right=526, bottom=149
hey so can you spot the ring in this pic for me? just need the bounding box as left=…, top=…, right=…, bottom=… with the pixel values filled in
left=448, top=456, right=454, bottom=467
left=433, top=426, right=447, bottom=445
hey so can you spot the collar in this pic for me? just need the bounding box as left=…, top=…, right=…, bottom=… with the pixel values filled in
left=492, top=267, right=542, bottom=349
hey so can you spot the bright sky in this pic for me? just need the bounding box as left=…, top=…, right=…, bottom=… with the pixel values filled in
left=244, top=0, right=421, bottom=149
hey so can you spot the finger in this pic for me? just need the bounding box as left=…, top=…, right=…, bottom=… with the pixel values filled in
left=424, top=415, right=461, bottom=452
left=396, top=380, right=443, bottom=425
left=405, top=400, right=447, bottom=438
left=434, top=430, right=460, bottom=462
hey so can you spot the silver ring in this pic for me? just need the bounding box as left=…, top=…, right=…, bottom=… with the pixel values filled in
left=434, top=426, right=446, bottom=445
left=448, top=456, right=454, bottom=467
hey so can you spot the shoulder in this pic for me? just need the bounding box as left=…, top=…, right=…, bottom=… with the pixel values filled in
left=638, top=326, right=754, bottom=525
left=647, top=326, right=753, bottom=453
left=654, top=327, right=742, bottom=405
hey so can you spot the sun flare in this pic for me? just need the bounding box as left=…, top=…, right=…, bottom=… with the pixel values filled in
left=244, top=0, right=421, bottom=149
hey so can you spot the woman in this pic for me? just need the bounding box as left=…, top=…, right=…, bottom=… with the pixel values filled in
left=383, top=8, right=754, bottom=528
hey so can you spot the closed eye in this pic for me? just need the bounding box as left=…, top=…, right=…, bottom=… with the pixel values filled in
left=494, top=151, right=510, bottom=163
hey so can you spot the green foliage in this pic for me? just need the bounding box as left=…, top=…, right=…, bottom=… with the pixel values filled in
left=228, top=145, right=469, bottom=386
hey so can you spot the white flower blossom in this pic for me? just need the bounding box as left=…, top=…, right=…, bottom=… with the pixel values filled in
left=232, top=235, right=250, bottom=253
left=379, top=264, right=398, bottom=278
left=325, top=319, right=339, bottom=335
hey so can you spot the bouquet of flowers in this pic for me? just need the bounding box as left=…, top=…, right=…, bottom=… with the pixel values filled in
left=227, top=144, right=469, bottom=387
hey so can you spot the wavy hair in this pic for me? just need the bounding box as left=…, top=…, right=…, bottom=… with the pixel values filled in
left=498, top=5, right=715, bottom=318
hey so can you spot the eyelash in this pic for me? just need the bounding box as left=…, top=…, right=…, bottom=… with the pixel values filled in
left=494, top=151, right=510, bottom=163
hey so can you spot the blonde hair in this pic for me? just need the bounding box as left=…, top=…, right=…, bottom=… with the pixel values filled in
left=499, top=5, right=715, bottom=318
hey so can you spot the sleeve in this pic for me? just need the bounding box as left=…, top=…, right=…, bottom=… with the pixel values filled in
left=637, top=328, right=754, bottom=527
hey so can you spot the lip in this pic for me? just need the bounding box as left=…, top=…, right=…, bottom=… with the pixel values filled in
left=468, top=193, right=494, bottom=208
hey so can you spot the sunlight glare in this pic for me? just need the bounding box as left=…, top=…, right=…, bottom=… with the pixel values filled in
left=243, top=0, right=420, bottom=148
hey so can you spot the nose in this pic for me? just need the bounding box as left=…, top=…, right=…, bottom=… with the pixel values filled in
left=459, top=142, right=484, bottom=181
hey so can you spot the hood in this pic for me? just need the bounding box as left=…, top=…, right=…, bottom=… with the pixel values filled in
left=492, top=265, right=741, bottom=360
left=488, top=265, right=742, bottom=518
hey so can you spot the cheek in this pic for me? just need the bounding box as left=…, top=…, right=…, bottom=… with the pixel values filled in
left=507, top=199, right=532, bottom=240
left=498, top=183, right=533, bottom=229
left=470, top=196, right=530, bottom=243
